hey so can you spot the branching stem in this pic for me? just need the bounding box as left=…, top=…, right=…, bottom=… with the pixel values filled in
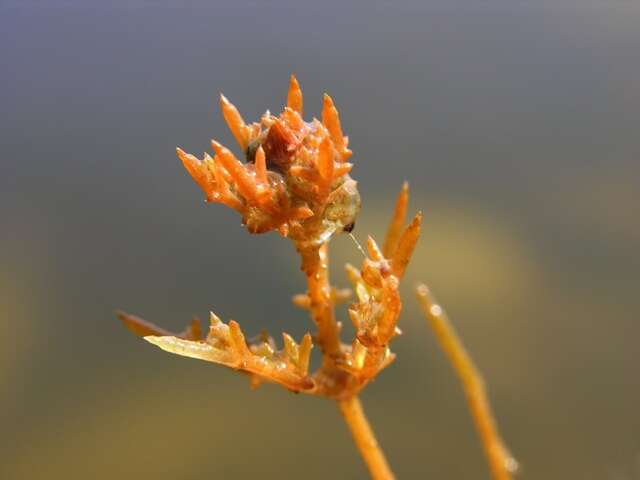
left=300, top=242, right=395, bottom=479
left=125, top=77, right=515, bottom=480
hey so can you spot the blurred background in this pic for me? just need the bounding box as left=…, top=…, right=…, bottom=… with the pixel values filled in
left=1, top=1, right=639, bottom=479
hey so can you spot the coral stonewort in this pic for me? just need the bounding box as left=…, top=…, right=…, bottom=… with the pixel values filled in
left=118, top=76, right=516, bottom=480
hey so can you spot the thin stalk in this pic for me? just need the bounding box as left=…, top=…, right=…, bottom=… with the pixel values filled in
left=299, top=242, right=342, bottom=360
left=339, top=396, right=395, bottom=480
left=416, top=284, right=517, bottom=480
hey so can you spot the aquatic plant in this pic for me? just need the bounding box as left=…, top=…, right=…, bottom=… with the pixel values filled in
left=118, top=76, right=516, bottom=479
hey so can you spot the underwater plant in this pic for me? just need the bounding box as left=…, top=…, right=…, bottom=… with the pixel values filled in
left=118, top=76, right=517, bottom=479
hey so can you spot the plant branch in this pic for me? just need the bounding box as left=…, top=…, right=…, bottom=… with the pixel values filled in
left=298, top=242, right=343, bottom=360
left=416, top=284, right=518, bottom=480
left=300, top=242, right=395, bottom=479
left=120, top=76, right=515, bottom=480
left=338, top=396, right=395, bottom=480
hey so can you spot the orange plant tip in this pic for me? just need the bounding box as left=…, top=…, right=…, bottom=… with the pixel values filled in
left=117, top=310, right=172, bottom=338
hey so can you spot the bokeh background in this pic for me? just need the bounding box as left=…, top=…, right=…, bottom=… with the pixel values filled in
left=2, top=1, right=639, bottom=479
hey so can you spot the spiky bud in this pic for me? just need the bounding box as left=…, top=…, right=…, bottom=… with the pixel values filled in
left=178, top=75, right=360, bottom=248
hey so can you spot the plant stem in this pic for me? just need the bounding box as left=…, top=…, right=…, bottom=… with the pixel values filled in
left=338, top=396, right=395, bottom=480
left=416, top=284, right=517, bottom=480
left=299, top=242, right=395, bottom=479
left=299, top=242, right=342, bottom=360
